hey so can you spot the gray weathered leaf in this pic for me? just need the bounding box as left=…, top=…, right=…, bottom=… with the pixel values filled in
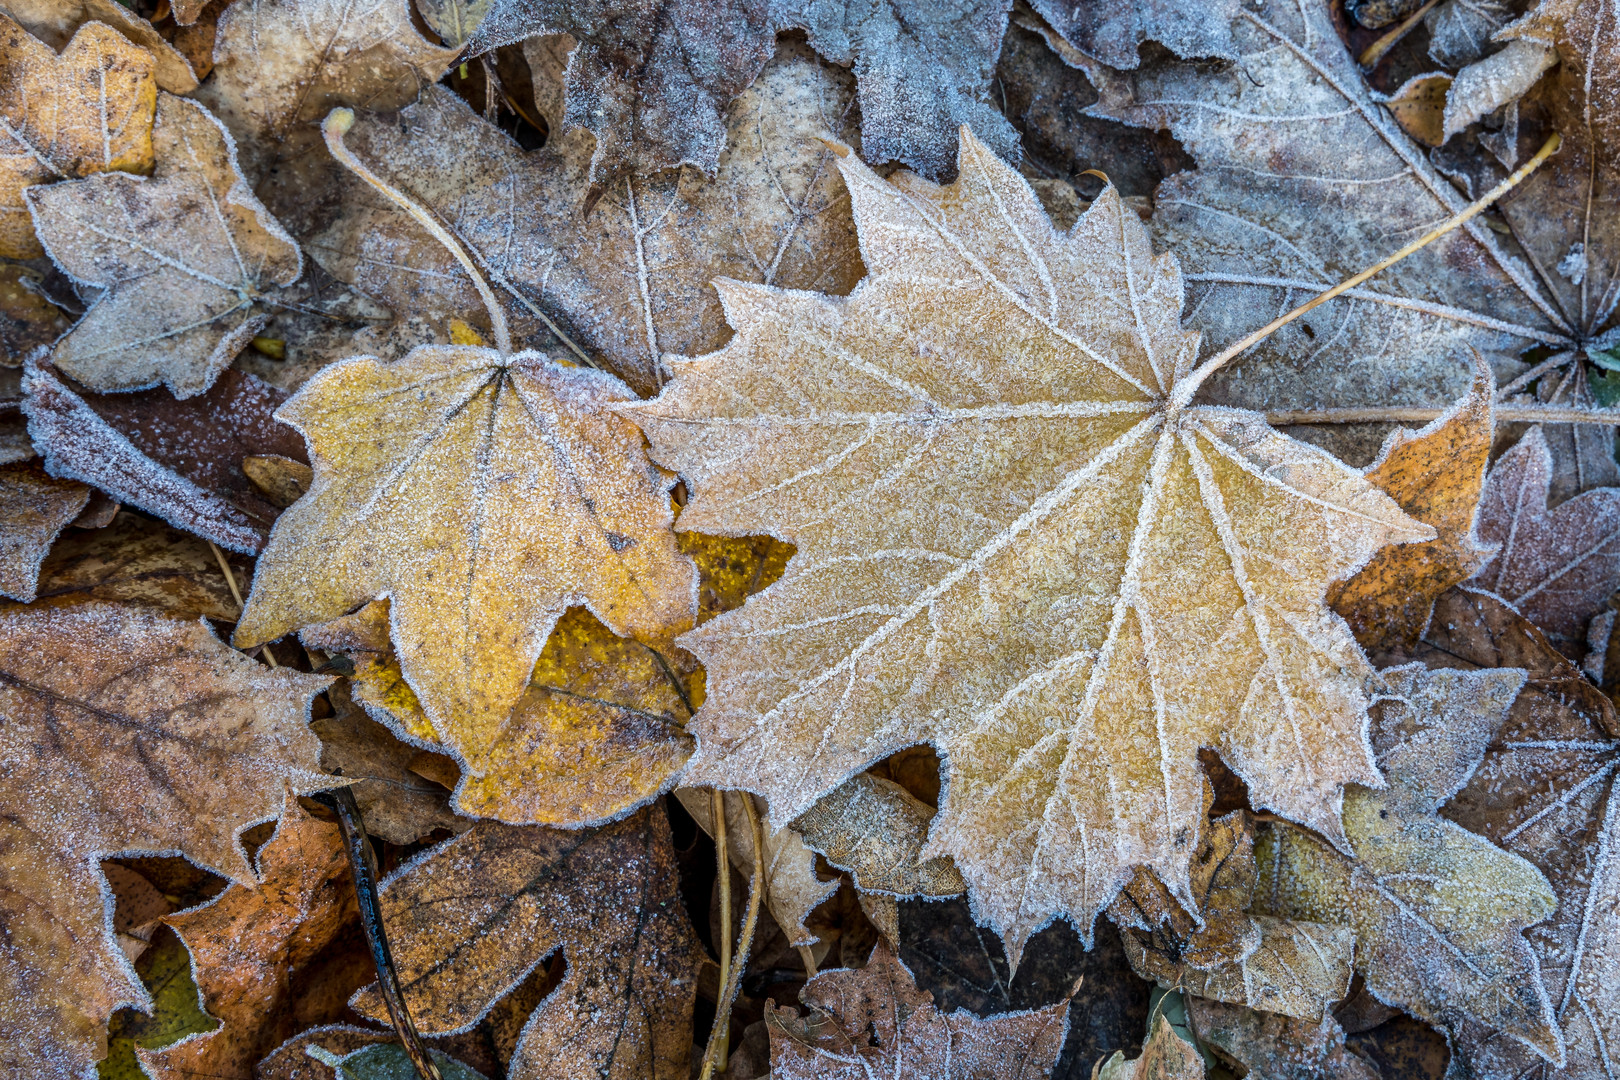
left=1025, top=0, right=1238, bottom=69
left=792, top=773, right=967, bottom=899
left=0, top=460, right=88, bottom=601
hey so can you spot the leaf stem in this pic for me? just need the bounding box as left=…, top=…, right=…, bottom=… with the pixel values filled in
left=321, top=109, right=513, bottom=355
left=711, top=788, right=731, bottom=1072
left=700, top=793, right=765, bottom=1080
left=1173, top=132, right=1562, bottom=408
left=1268, top=403, right=1620, bottom=425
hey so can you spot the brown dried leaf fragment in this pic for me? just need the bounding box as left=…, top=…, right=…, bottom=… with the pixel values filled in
left=0, top=0, right=200, bottom=92
left=633, top=128, right=1430, bottom=962
left=1469, top=426, right=1620, bottom=657
left=1027, top=0, right=1238, bottom=69
left=1186, top=999, right=1378, bottom=1080
left=0, top=602, right=329, bottom=1079
left=1442, top=38, right=1558, bottom=139
left=139, top=802, right=356, bottom=1080
left=1328, top=351, right=1495, bottom=652
left=237, top=345, right=697, bottom=817
left=1095, top=1014, right=1205, bottom=1080
left=0, top=15, right=155, bottom=259
left=765, top=940, right=1071, bottom=1080
left=27, top=93, right=302, bottom=398
left=0, top=459, right=88, bottom=600
left=791, top=773, right=966, bottom=899
left=349, top=808, right=704, bottom=1080
left=0, top=261, right=70, bottom=359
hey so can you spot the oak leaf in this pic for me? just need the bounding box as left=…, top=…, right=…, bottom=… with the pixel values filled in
left=631, top=128, right=1431, bottom=961
left=27, top=92, right=302, bottom=398
left=0, top=459, right=89, bottom=600
left=765, top=939, right=1071, bottom=1080
left=0, top=602, right=330, bottom=1079
left=1186, top=999, right=1378, bottom=1080
left=0, top=14, right=155, bottom=259
left=1251, top=661, right=1565, bottom=1064
left=349, top=808, right=704, bottom=1080
left=791, top=773, right=967, bottom=899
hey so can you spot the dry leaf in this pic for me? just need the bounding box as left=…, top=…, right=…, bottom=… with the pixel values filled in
left=1443, top=38, right=1558, bottom=139
left=312, top=42, right=863, bottom=394
left=1026, top=0, right=1238, bottom=69
left=1252, top=662, right=1565, bottom=1064
left=1397, top=586, right=1620, bottom=1080
left=417, top=0, right=495, bottom=48
left=0, top=0, right=200, bottom=92
left=0, top=15, right=155, bottom=259
left=632, top=128, right=1431, bottom=962
left=1380, top=72, right=1453, bottom=148
left=1426, top=0, right=1519, bottom=67
left=27, top=92, right=302, bottom=398
left=1328, top=351, right=1495, bottom=652
left=765, top=939, right=1071, bottom=1080
left=1082, top=0, right=1568, bottom=418
left=0, top=602, right=329, bottom=1079
left=791, top=773, right=967, bottom=898
left=349, top=808, right=704, bottom=1080
left=0, top=261, right=70, bottom=359
left=1470, top=425, right=1620, bottom=656
left=255, top=1025, right=392, bottom=1080
left=23, top=360, right=306, bottom=552
left=0, top=458, right=89, bottom=600
left=1187, top=999, right=1378, bottom=1080
left=139, top=802, right=356, bottom=1080
left=1094, top=1013, right=1205, bottom=1080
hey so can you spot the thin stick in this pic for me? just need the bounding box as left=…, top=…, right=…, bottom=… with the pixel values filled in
left=797, top=944, right=819, bottom=979
left=700, top=794, right=766, bottom=1080
left=209, top=541, right=277, bottom=667
left=314, top=787, right=444, bottom=1080
left=1359, top=0, right=1442, bottom=68
left=1268, top=403, right=1620, bottom=425
left=1174, top=133, right=1562, bottom=407
left=711, top=789, right=731, bottom=1072
left=322, top=109, right=512, bottom=355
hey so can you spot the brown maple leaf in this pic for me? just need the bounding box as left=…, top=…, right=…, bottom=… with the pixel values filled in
left=0, top=14, right=155, bottom=259
left=632, top=128, right=1431, bottom=961
left=26, top=92, right=302, bottom=398
left=765, top=939, right=1071, bottom=1080
left=349, top=807, right=704, bottom=1080
left=0, top=602, right=329, bottom=1079
left=0, top=459, right=89, bottom=600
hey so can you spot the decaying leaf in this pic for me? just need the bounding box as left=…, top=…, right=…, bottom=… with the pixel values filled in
left=0, top=261, right=70, bottom=359
left=0, top=602, right=329, bottom=1079
left=1252, top=662, right=1565, bottom=1063
left=313, top=42, right=864, bottom=394
left=233, top=343, right=697, bottom=799
left=1397, top=586, right=1620, bottom=1080
left=1443, top=38, right=1558, bottom=139
left=1379, top=73, right=1453, bottom=149
left=308, top=1042, right=489, bottom=1080
left=416, top=0, right=495, bottom=48
left=765, top=939, right=1071, bottom=1080
left=1328, top=351, right=1496, bottom=652
left=23, top=360, right=305, bottom=552
left=1026, top=0, right=1238, bottom=69
left=26, top=92, right=302, bottom=398
left=0, top=15, right=156, bottom=259
left=1187, top=998, right=1378, bottom=1080
left=0, top=0, right=200, bottom=92
left=0, top=459, right=89, bottom=601
left=350, top=808, right=704, bottom=1080
left=633, top=128, right=1431, bottom=961
left=1426, top=0, right=1520, bottom=67
left=1095, top=1012, right=1205, bottom=1080
left=139, top=802, right=356, bottom=1080
left=791, top=773, right=966, bottom=898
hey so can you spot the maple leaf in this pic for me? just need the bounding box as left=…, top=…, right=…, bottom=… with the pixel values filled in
left=1, top=0, right=200, bottom=93
left=1327, top=351, right=1496, bottom=651
left=792, top=773, right=967, bottom=899
left=0, top=459, right=89, bottom=601
left=1186, top=999, right=1377, bottom=1080
left=1252, top=661, right=1565, bottom=1064
left=0, top=14, right=155, bottom=259
left=1469, top=426, right=1620, bottom=656
left=765, top=939, right=1071, bottom=1080
left=631, top=128, right=1432, bottom=960
left=349, top=808, right=704, bottom=1080
left=312, top=42, right=864, bottom=394
left=1395, top=586, right=1620, bottom=1080
left=1026, top=0, right=1239, bottom=69
left=235, top=344, right=698, bottom=800
left=26, top=92, right=302, bottom=399
left=0, top=602, right=329, bottom=1079
left=139, top=801, right=356, bottom=1080
left=23, top=359, right=306, bottom=552
left=1093, top=1012, right=1205, bottom=1080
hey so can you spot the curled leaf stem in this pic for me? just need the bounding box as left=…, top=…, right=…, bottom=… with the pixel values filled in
left=1174, top=132, right=1562, bottom=408
left=314, top=786, right=444, bottom=1080
left=699, top=793, right=766, bottom=1080
left=321, top=108, right=513, bottom=355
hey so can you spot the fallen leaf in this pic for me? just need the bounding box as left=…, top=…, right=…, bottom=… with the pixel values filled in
left=1328, top=350, right=1495, bottom=652
left=1443, top=38, right=1558, bottom=139
left=1470, top=425, right=1620, bottom=656
left=312, top=41, right=864, bottom=394
left=0, top=601, right=329, bottom=1079
left=791, top=773, right=966, bottom=898
left=1026, top=0, right=1238, bottom=69
left=1186, top=998, right=1378, bottom=1080
left=27, top=92, right=302, bottom=398
left=308, top=1042, right=489, bottom=1080
left=0, top=0, right=200, bottom=92
left=632, top=128, right=1430, bottom=961
left=1381, top=72, right=1454, bottom=148
left=349, top=808, right=704, bottom=1080
left=1081, top=0, right=1569, bottom=417
left=1397, top=586, right=1620, bottom=1080
left=0, top=15, right=156, bottom=259
left=97, top=928, right=219, bottom=1080
left=765, top=939, right=1071, bottom=1080
left=417, top=0, right=494, bottom=49
left=255, top=1025, right=392, bottom=1080
left=0, top=258, right=70, bottom=358
left=0, top=459, right=89, bottom=600
left=1426, top=0, right=1518, bottom=67
left=23, top=359, right=306, bottom=552
left=139, top=801, right=356, bottom=1080
left=1095, top=1012, right=1204, bottom=1080
left=1252, top=661, right=1565, bottom=1064
left=244, top=453, right=313, bottom=508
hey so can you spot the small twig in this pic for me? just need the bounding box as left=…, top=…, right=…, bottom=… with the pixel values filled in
left=797, top=944, right=819, bottom=978
left=322, top=109, right=512, bottom=355
left=1268, top=403, right=1620, bottom=425
left=699, top=793, right=766, bottom=1080
left=1174, top=133, right=1562, bottom=407
left=1359, top=0, right=1442, bottom=68
left=710, top=789, right=731, bottom=1072
left=209, top=541, right=276, bottom=666
left=314, top=787, right=444, bottom=1080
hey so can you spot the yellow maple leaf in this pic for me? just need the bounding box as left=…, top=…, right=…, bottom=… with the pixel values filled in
left=631, top=130, right=1433, bottom=960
